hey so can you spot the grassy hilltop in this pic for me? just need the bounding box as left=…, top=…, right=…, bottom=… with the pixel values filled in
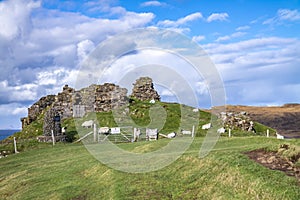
left=0, top=101, right=299, bottom=199
left=1, top=137, right=300, bottom=199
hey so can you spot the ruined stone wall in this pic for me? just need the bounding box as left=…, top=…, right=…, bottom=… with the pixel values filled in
left=21, top=95, right=56, bottom=128
left=94, top=83, right=128, bottom=112
left=43, top=107, right=62, bottom=136
left=53, top=85, right=75, bottom=119
left=28, top=95, right=56, bottom=121
left=21, top=77, right=159, bottom=132
left=219, top=111, right=254, bottom=132
left=73, top=83, right=128, bottom=113
left=77, top=84, right=97, bottom=113
left=130, top=77, right=160, bottom=101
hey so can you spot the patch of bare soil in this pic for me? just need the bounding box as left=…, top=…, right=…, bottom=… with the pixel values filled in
left=246, top=149, right=300, bottom=182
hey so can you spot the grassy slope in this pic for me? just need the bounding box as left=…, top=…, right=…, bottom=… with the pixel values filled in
left=63, top=101, right=271, bottom=141
left=61, top=101, right=213, bottom=142
left=1, top=137, right=300, bottom=199
left=1, top=101, right=298, bottom=199
left=2, top=101, right=273, bottom=147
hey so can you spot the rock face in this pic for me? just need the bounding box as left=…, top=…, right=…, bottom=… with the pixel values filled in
left=130, top=77, right=160, bottom=101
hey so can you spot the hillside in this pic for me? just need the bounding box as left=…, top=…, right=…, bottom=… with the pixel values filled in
left=223, top=104, right=300, bottom=138
left=13, top=76, right=277, bottom=143
left=1, top=97, right=299, bottom=199
left=1, top=137, right=300, bottom=199
left=1, top=100, right=274, bottom=152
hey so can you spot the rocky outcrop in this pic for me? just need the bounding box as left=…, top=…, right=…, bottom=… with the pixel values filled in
left=130, top=77, right=160, bottom=101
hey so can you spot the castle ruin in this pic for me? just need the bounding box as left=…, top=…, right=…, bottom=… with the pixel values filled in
left=20, top=77, right=160, bottom=137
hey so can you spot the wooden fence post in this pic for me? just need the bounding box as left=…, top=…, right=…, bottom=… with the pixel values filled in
left=133, top=128, right=137, bottom=142
left=51, top=130, right=55, bottom=146
left=14, top=137, right=19, bottom=153
left=192, top=125, right=195, bottom=137
left=267, top=129, right=269, bottom=137
left=93, top=123, right=97, bottom=142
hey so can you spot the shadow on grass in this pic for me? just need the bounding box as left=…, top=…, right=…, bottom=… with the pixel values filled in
left=65, top=131, right=78, bottom=142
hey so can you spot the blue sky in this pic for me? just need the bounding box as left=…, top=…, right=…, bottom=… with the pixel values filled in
left=0, top=0, right=300, bottom=129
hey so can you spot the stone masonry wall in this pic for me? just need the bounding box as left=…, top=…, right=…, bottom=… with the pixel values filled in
left=43, top=107, right=62, bottom=136
left=130, top=77, right=160, bottom=101
left=21, top=95, right=56, bottom=128
left=52, top=84, right=75, bottom=119
left=21, top=77, right=160, bottom=134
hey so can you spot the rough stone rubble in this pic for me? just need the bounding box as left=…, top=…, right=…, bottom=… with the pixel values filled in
left=219, top=111, right=255, bottom=132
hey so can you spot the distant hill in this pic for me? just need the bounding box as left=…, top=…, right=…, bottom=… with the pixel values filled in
left=222, top=104, right=300, bottom=138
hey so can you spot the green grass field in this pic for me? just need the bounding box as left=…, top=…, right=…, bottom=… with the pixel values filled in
left=1, top=137, right=299, bottom=200
left=0, top=101, right=297, bottom=199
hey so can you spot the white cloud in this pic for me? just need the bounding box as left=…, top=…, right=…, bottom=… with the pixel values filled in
left=36, top=69, right=63, bottom=86
left=204, top=37, right=297, bottom=54
left=207, top=13, right=229, bottom=23
left=178, top=12, right=203, bottom=24
left=202, top=36, right=300, bottom=105
left=77, top=39, right=95, bottom=62
left=0, top=102, right=29, bottom=129
left=0, top=103, right=28, bottom=116
left=196, top=81, right=209, bottom=95
left=160, top=89, right=174, bottom=97
left=0, top=80, right=38, bottom=102
left=141, top=1, right=167, bottom=7
left=122, top=12, right=155, bottom=27
left=192, top=35, right=206, bottom=42
left=35, top=67, right=79, bottom=89
left=0, top=67, right=79, bottom=105
left=215, top=32, right=246, bottom=42
left=84, top=0, right=127, bottom=15
left=278, top=9, right=300, bottom=21
left=0, top=0, right=40, bottom=40
left=263, top=9, right=300, bottom=25
left=0, top=0, right=155, bottom=97
left=12, top=107, right=28, bottom=115
left=236, top=25, right=250, bottom=31
left=158, top=12, right=203, bottom=27
left=80, top=46, right=208, bottom=107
